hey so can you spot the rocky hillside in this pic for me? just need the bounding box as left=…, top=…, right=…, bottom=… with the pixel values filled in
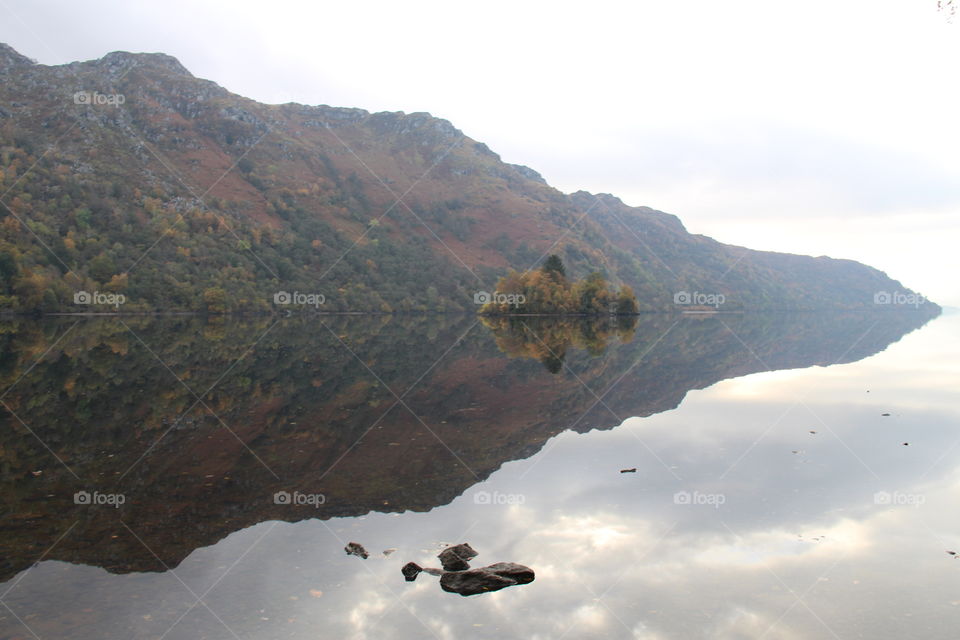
left=0, top=43, right=935, bottom=312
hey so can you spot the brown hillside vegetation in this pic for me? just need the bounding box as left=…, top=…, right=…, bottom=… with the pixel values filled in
left=0, top=44, right=935, bottom=313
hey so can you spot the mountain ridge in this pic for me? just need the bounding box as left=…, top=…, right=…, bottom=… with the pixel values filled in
left=0, top=44, right=937, bottom=314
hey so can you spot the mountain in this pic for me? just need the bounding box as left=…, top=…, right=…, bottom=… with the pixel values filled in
left=0, top=309, right=938, bottom=581
left=0, top=44, right=936, bottom=313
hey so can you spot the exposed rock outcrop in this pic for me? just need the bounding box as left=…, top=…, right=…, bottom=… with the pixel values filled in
left=439, top=562, right=536, bottom=596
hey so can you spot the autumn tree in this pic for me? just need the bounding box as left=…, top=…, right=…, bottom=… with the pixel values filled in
left=616, top=285, right=639, bottom=314
left=481, top=267, right=637, bottom=315
left=203, top=287, right=230, bottom=314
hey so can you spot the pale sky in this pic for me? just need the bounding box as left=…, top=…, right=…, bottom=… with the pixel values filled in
left=2, top=0, right=958, bottom=304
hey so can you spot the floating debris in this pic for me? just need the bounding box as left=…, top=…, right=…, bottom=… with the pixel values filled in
left=620, top=468, right=637, bottom=473
left=382, top=548, right=397, bottom=557
left=881, top=413, right=891, bottom=417
left=344, top=542, right=369, bottom=559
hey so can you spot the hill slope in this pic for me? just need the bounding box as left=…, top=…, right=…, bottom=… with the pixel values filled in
left=0, top=44, right=935, bottom=313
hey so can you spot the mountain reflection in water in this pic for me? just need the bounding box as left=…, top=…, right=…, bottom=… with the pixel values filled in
left=0, top=308, right=952, bottom=639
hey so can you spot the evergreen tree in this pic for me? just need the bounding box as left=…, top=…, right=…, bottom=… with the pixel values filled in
left=542, top=254, right=566, bottom=279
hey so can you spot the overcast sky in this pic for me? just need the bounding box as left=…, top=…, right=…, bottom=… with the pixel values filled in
left=2, top=0, right=958, bottom=305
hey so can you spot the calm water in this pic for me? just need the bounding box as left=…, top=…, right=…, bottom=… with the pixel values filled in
left=0, top=309, right=956, bottom=639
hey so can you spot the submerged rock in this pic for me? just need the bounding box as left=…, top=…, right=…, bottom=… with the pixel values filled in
left=439, top=562, right=535, bottom=596
left=345, top=542, right=369, bottom=559
left=402, top=562, right=443, bottom=581
left=438, top=543, right=478, bottom=571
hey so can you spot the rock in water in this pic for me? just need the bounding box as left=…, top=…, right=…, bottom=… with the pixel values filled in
left=345, top=542, right=369, bottom=559
left=437, top=543, right=479, bottom=571
left=439, top=562, right=535, bottom=596
left=402, top=562, right=422, bottom=582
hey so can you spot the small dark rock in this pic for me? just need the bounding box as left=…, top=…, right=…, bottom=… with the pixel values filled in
left=439, top=562, right=535, bottom=596
left=620, top=468, right=637, bottom=473
left=345, top=542, right=369, bottom=559
left=438, top=543, right=479, bottom=571
left=402, top=562, right=422, bottom=581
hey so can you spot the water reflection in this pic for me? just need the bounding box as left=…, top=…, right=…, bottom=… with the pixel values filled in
left=0, top=308, right=952, bottom=639
left=482, top=315, right=640, bottom=372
